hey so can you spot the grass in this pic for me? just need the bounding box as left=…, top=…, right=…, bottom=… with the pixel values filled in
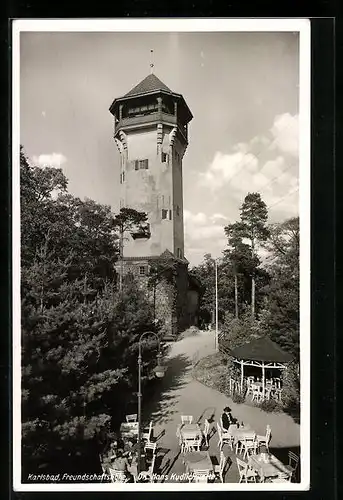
left=192, top=352, right=228, bottom=394
left=193, top=354, right=298, bottom=419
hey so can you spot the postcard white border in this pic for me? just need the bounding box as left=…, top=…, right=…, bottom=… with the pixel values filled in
left=12, top=18, right=311, bottom=492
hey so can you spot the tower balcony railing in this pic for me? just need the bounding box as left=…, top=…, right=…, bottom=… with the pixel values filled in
left=114, top=112, right=187, bottom=141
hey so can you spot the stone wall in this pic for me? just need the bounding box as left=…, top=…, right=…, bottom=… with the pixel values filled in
left=116, top=257, right=200, bottom=337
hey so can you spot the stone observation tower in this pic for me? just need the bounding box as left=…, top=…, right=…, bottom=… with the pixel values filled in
left=109, top=72, right=199, bottom=336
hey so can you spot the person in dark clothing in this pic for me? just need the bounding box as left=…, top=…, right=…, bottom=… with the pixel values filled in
left=111, top=449, right=134, bottom=482
left=221, top=407, right=233, bottom=430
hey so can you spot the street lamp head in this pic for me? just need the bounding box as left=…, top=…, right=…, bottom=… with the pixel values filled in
left=154, top=352, right=166, bottom=378
left=154, top=366, right=166, bottom=378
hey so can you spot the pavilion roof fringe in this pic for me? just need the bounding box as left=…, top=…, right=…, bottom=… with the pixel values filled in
left=229, top=336, right=293, bottom=363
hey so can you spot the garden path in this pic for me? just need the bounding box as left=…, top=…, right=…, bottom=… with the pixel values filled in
left=142, top=329, right=300, bottom=483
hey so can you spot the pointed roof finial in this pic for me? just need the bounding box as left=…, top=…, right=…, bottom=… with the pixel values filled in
left=150, top=49, right=154, bottom=74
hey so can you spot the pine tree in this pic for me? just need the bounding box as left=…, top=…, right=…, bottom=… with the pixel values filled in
left=238, top=193, right=270, bottom=319
left=224, top=221, right=260, bottom=319
left=20, top=148, right=160, bottom=478
left=259, top=217, right=300, bottom=359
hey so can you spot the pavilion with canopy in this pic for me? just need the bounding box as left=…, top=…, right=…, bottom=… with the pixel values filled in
left=227, top=336, right=293, bottom=401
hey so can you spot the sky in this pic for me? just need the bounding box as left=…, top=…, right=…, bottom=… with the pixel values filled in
left=20, top=29, right=300, bottom=267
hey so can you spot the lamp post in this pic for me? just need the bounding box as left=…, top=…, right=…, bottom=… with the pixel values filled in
left=212, top=258, right=219, bottom=351
left=215, top=259, right=218, bottom=351
left=137, top=331, right=166, bottom=477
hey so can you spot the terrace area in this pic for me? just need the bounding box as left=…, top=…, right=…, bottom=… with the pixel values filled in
left=101, top=329, right=300, bottom=484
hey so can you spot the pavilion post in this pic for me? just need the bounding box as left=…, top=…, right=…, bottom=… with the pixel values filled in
left=240, top=360, right=244, bottom=394
left=262, top=362, right=265, bottom=400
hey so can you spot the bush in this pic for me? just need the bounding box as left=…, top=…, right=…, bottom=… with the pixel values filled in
left=193, top=353, right=230, bottom=394
left=257, top=398, right=282, bottom=413
left=232, top=393, right=245, bottom=404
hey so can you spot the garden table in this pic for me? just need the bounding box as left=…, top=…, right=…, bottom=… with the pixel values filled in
left=179, top=423, right=202, bottom=440
left=230, top=426, right=254, bottom=439
left=120, top=422, right=139, bottom=438
left=248, top=453, right=291, bottom=481
left=183, top=451, right=214, bottom=474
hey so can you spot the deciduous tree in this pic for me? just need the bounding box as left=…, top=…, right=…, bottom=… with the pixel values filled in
left=113, top=208, right=149, bottom=292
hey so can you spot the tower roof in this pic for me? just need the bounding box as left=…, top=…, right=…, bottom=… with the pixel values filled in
left=124, top=73, right=173, bottom=98
left=109, top=72, right=193, bottom=123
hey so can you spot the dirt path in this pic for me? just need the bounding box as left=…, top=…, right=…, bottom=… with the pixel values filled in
left=143, top=328, right=300, bottom=482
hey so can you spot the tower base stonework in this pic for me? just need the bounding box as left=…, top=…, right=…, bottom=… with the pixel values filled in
left=115, top=252, right=200, bottom=338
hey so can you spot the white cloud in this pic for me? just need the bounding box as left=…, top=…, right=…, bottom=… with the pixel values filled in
left=267, top=187, right=299, bottom=218
left=32, top=153, right=67, bottom=168
left=184, top=211, right=207, bottom=224
left=210, top=213, right=228, bottom=223
left=270, top=113, right=299, bottom=157
left=188, top=112, right=299, bottom=264
left=198, top=151, right=259, bottom=191
left=184, top=209, right=227, bottom=265
left=198, top=113, right=298, bottom=195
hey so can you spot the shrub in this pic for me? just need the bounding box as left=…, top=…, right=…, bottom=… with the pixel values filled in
left=257, top=398, right=282, bottom=413
left=232, top=392, right=245, bottom=404
left=281, top=362, right=300, bottom=421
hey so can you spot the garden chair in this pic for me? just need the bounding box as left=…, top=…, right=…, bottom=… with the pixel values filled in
left=216, top=422, right=232, bottom=451
left=270, top=472, right=292, bottom=483
left=285, top=451, right=299, bottom=481
left=203, top=418, right=211, bottom=447
left=274, top=387, right=283, bottom=401
left=257, top=425, right=272, bottom=451
left=176, top=424, right=183, bottom=445
left=251, top=386, right=263, bottom=402
left=236, top=457, right=258, bottom=483
left=139, top=454, right=156, bottom=483
left=264, top=386, right=272, bottom=400
left=219, top=416, right=227, bottom=431
left=126, top=414, right=138, bottom=423
left=226, top=424, right=238, bottom=450
left=246, top=381, right=255, bottom=398
left=189, top=470, right=210, bottom=483
left=182, top=436, right=202, bottom=453
left=236, top=434, right=258, bottom=459
left=144, top=441, right=157, bottom=454
left=217, top=422, right=223, bottom=448
left=142, top=421, right=153, bottom=442
left=212, top=450, right=227, bottom=483
left=274, top=377, right=281, bottom=389
left=109, top=468, right=130, bottom=483
left=181, top=415, right=193, bottom=424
